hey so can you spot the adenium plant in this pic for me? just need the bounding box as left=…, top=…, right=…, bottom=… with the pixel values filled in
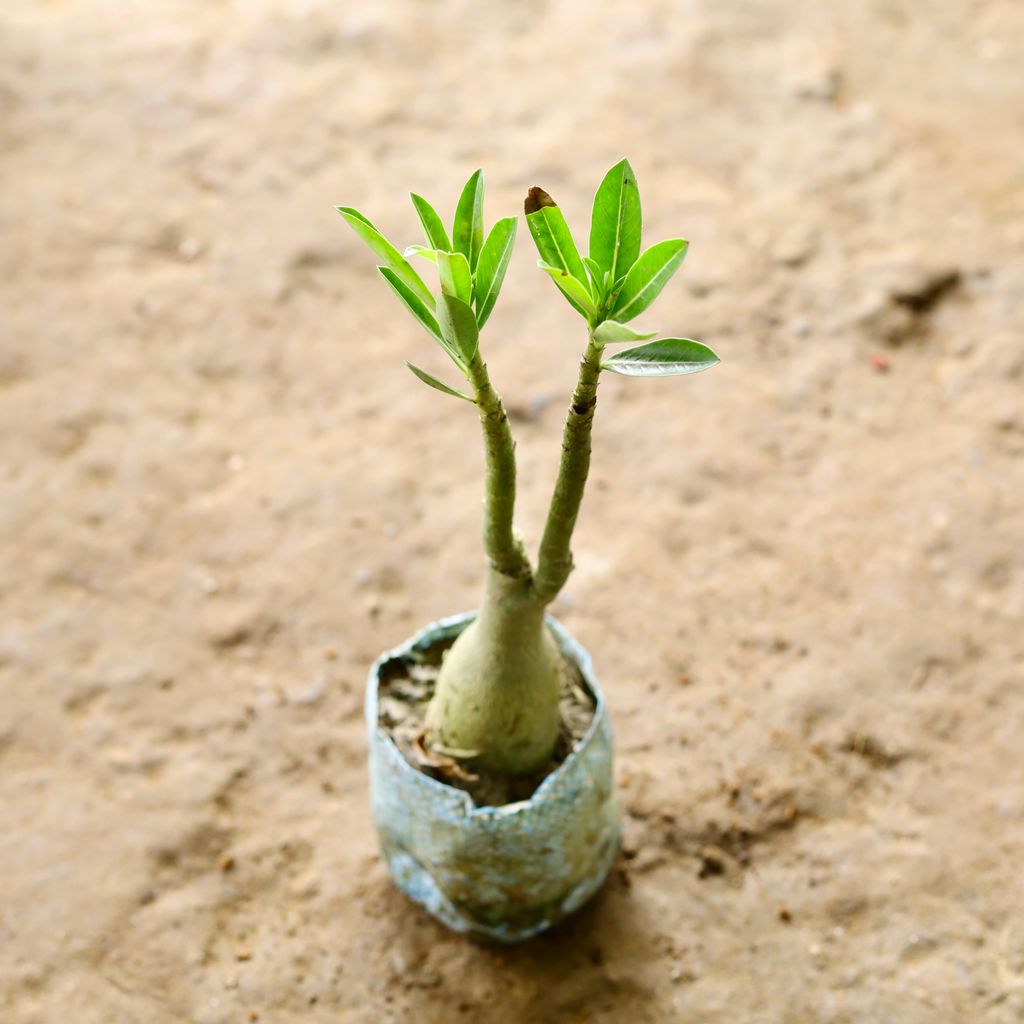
left=338, top=160, right=719, bottom=776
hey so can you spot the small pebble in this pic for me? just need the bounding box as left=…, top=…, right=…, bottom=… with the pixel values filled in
left=178, top=236, right=205, bottom=261
left=288, top=677, right=326, bottom=706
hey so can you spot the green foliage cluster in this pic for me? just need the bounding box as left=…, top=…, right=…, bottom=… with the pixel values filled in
left=336, top=160, right=719, bottom=398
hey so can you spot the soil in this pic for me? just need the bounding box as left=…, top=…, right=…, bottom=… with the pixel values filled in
left=2, top=1, right=1023, bottom=1022
left=376, top=626, right=595, bottom=807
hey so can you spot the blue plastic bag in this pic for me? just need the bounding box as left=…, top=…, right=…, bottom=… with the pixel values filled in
left=366, top=612, right=620, bottom=942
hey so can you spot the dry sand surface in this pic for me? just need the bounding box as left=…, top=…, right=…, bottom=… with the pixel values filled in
left=2, top=1, right=1024, bottom=1021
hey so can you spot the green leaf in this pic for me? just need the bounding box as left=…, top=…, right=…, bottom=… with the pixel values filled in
left=436, top=250, right=473, bottom=304
left=601, top=338, right=719, bottom=377
left=593, top=320, right=658, bottom=344
left=525, top=188, right=590, bottom=296
left=406, top=362, right=475, bottom=402
left=341, top=207, right=374, bottom=228
left=582, top=256, right=607, bottom=303
left=403, top=244, right=438, bottom=263
left=410, top=193, right=452, bottom=251
left=436, top=293, right=479, bottom=367
left=453, top=169, right=485, bottom=271
left=377, top=267, right=441, bottom=341
left=537, top=260, right=599, bottom=319
left=589, top=158, right=642, bottom=283
left=474, top=217, right=517, bottom=328
left=609, top=239, right=689, bottom=322
left=337, top=206, right=435, bottom=308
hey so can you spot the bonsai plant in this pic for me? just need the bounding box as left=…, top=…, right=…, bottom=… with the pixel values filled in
left=338, top=161, right=718, bottom=939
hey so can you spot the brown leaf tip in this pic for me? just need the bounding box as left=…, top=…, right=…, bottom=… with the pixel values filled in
left=524, top=186, right=557, bottom=215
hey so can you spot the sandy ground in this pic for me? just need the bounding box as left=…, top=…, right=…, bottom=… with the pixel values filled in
left=2, top=1, right=1023, bottom=1021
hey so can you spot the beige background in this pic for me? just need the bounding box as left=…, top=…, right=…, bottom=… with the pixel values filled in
left=2, top=1, right=1023, bottom=1021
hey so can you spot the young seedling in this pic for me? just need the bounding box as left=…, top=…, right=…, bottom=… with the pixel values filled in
left=339, top=161, right=718, bottom=776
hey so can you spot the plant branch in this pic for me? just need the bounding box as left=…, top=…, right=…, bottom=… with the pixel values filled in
left=533, top=330, right=603, bottom=603
left=466, top=355, right=533, bottom=580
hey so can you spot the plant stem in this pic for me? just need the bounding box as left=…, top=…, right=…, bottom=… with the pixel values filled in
left=533, top=329, right=603, bottom=603
left=427, top=333, right=604, bottom=775
left=466, top=353, right=532, bottom=581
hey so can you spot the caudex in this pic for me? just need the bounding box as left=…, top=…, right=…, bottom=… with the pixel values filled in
left=338, top=160, right=719, bottom=776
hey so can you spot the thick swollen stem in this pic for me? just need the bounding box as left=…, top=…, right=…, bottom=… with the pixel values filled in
left=426, top=569, right=562, bottom=775
left=533, top=331, right=604, bottom=604
left=466, top=354, right=532, bottom=580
